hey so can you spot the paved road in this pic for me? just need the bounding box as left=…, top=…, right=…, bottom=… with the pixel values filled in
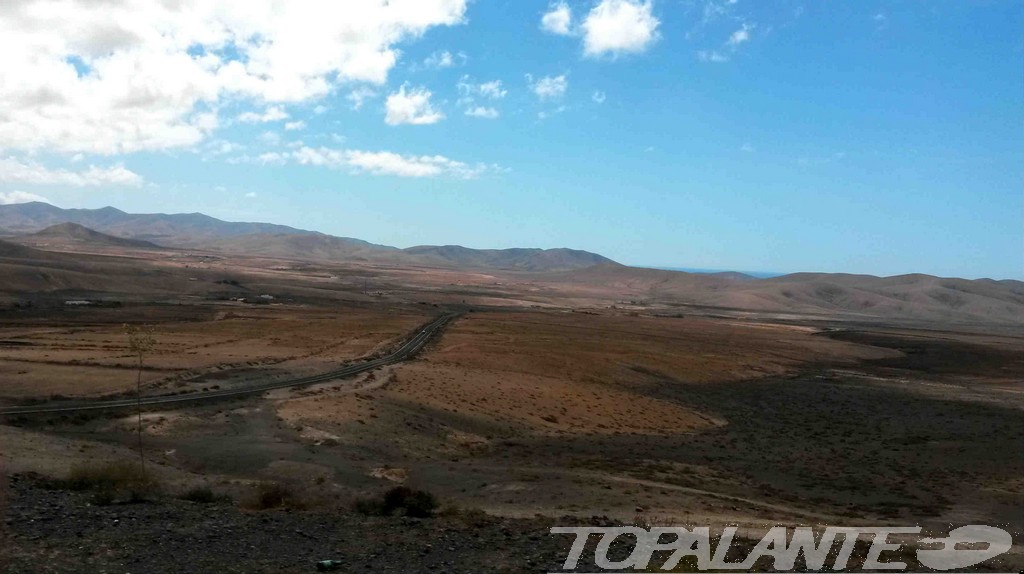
left=0, top=313, right=456, bottom=416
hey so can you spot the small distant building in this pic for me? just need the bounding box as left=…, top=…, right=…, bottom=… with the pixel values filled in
left=258, top=294, right=274, bottom=300
left=64, top=300, right=93, bottom=306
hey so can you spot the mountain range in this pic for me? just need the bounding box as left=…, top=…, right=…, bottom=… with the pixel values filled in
left=0, top=202, right=614, bottom=271
left=1, top=202, right=1022, bottom=325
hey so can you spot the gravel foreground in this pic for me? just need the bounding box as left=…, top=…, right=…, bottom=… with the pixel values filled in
left=4, top=474, right=1020, bottom=574
left=0, top=474, right=573, bottom=574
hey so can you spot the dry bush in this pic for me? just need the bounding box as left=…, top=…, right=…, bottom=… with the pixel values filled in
left=57, top=461, right=160, bottom=504
left=353, top=486, right=439, bottom=518
left=179, top=486, right=231, bottom=504
left=242, top=481, right=308, bottom=510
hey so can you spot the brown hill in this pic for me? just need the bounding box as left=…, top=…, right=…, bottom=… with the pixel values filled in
left=0, top=239, right=190, bottom=297
left=0, top=202, right=310, bottom=246
left=15, top=222, right=162, bottom=250
left=404, top=245, right=615, bottom=271
left=546, top=265, right=1024, bottom=325
left=207, top=233, right=409, bottom=263
left=0, top=204, right=616, bottom=271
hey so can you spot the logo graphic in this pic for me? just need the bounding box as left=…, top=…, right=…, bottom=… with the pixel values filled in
left=549, top=525, right=1014, bottom=572
left=917, top=526, right=1013, bottom=571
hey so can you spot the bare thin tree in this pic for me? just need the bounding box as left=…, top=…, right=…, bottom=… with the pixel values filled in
left=124, top=324, right=156, bottom=478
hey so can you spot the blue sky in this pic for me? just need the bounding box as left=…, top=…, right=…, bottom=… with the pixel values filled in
left=0, top=1, right=1021, bottom=279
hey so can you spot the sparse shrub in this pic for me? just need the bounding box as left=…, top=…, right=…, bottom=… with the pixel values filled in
left=353, top=496, right=386, bottom=516
left=180, top=486, right=230, bottom=504
left=355, top=486, right=439, bottom=518
left=244, top=481, right=306, bottom=510
left=59, top=461, right=160, bottom=504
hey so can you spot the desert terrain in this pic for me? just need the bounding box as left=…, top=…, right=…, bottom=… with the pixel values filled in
left=0, top=205, right=1022, bottom=572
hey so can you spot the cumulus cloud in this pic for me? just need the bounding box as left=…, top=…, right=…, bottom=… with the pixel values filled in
left=0, top=0, right=467, bottom=155
left=457, top=77, right=507, bottom=101
left=478, top=81, right=508, bottom=100
left=284, top=121, right=306, bottom=131
left=237, top=107, right=289, bottom=124
left=582, top=0, right=660, bottom=57
left=592, top=90, right=607, bottom=103
left=0, top=156, right=143, bottom=187
left=290, top=146, right=496, bottom=178
left=347, top=87, right=378, bottom=110
left=528, top=74, right=568, bottom=100
left=422, top=50, right=466, bottom=69
left=0, top=190, right=51, bottom=205
left=541, top=3, right=573, bottom=36
left=465, top=106, right=499, bottom=119
left=257, top=152, right=287, bottom=165
left=456, top=77, right=505, bottom=117
left=726, top=23, right=752, bottom=47
left=385, top=84, right=444, bottom=125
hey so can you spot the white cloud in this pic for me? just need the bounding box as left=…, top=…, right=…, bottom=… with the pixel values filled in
left=385, top=84, right=444, bottom=125
left=291, top=146, right=496, bottom=178
left=426, top=50, right=454, bottom=68
left=529, top=74, right=568, bottom=100
left=0, top=1, right=468, bottom=155
left=697, top=50, right=729, bottom=63
left=259, top=131, right=281, bottom=145
left=740, top=142, right=754, bottom=152
left=0, top=156, right=143, bottom=187
left=244, top=191, right=257, bottom=198
left=347, top=87, right=378, bottom=110
left=697, top=19, right=756, bottom=63
left=346, top=150, right=472, bottom=177
left=541, top=3, right=573, bottom=36
left=726, top=24, right=752, bottom=47
left=465, top=106, right=499, bottom=119
left=211, top=140, right=245, bottom=155
left=478, top=80, right=508, bottom=100
left=457, top=77, right=507, bottom=103
left=0, top=190, right=51, bottom=205
left=237, top=106, right=289, bottom=124
left=284, top=120, right=306, bottom=131
left=538, top=105, right=567, bottom=120
left=256, top=152, right=287, bottom=165
left=582, top=0, right=660, bottom=57
left=592, top=90, right=607, bottom=103
left=422, top=50, right=466, bottom=69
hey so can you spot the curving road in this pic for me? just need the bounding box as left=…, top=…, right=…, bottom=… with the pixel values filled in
left=0, top=313, right=457, bottom=416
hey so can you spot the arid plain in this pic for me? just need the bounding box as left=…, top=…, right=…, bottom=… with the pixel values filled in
left=1, top=208, right=1022, bottom=572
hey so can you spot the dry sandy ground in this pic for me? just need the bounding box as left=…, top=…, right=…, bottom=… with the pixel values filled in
left=0, top=303, right=428, bottom=399
left=278, top=311, right=895, bottom=438
left=1, top=306, right=1021, bottom=555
